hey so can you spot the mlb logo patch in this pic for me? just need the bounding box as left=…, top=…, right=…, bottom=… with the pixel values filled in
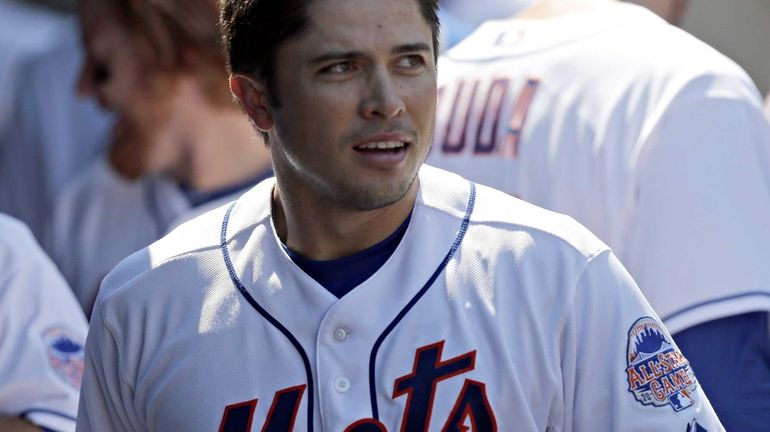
left=625, top=317, right=699, bottom=412
left=43, top=327, right=85, bottom=390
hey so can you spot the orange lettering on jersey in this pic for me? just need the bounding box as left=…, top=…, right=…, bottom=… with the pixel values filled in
left=657, top=353, right=673, bottom=374
left=662, top=376, right=677, bottom=395
left=502, top=79, right=539, bottom=159
left=639, top=364, right=653, bottom=382
left=647, top=359, right=663, bottom=378
left=650, top=380, right=666, bottom=401
left=627, top=367, right=645, bottom=389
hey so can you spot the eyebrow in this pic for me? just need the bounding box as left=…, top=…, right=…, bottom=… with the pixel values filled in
left=309, top=42, right=433, bottom=65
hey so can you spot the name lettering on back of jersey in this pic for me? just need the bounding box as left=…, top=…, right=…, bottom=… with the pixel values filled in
left=434, top=78, right=539, bottom=159
left=219, top=341, right=495, bottom=431
left=626, top=317, right=699, bottom=412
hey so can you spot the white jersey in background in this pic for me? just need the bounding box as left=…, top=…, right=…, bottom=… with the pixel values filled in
left=48, top=158, right=259, bottom=316
left=0, top=213, right=87, bottom=432
left=428, top=2, right=770, bottom=334
left=77, top=167, right=722, bottom=431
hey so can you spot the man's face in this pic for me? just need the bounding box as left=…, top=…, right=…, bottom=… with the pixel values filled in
left=267, top=0, right=437, bottom=211
left=78, top=7, right=144, bottom=112
left=78, top=4, right=182, bottom=178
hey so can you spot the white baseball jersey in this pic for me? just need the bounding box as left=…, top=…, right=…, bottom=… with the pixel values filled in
left=427, top=2, right=770, bottom=334
left=78, top=166, right=722, bottom=431
left=48, top=158, right=256, bottom=316
left=0, top=213, right=87, bottom=432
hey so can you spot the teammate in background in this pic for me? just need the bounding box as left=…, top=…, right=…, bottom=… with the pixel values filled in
left=77, top=0, right=722, bottom=430
left=439, top=0, right=534, bottom=51
left=624, top=0, right=688, bottom=25
left=49, top=0, right=273, bottom=316
left=427, top=0, right=770, bottom=429
left=0, top=214, right=87, bottom=432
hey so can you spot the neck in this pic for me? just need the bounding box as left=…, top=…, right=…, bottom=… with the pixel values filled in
left=182, top=109, right=269, bottom=191
left=168, top=102, right=271, bottom=192
left=516, top=0, right=613, bottom=19
left=272, top=177, right=418, bottom=261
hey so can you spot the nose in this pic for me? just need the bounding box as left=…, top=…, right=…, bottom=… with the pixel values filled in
left=359, top=67, right=406, bottom=120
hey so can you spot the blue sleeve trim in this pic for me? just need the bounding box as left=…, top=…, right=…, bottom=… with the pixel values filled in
left=368, top=182, right=477, bottom=420
left=662, top=291, right=770, bottom=323
left=20, top=408, right=77, bottom=423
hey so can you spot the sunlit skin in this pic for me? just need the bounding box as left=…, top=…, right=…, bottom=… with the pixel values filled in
left=232, top=0, right=437, bottom=260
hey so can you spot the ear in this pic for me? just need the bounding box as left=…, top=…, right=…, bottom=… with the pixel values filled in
left=230, top=74, right=274, bottom=131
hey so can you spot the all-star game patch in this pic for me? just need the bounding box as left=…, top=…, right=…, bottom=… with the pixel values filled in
left=626, top=317, right=698, bottom=412
left=42, top=327, right=85, bottom=390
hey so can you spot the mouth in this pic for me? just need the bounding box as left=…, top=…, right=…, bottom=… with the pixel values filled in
left=353, top=140, right=410, bottom=153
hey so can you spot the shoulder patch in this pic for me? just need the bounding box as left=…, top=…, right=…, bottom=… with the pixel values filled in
left=42, top=327, right=85, bottom=390
left=626, top=317, right=698, bottom=411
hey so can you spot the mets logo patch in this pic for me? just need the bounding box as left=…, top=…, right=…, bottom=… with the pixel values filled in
left=42, top=327, right=85, bottom=390
left=626, top=317, right=698, bottom=412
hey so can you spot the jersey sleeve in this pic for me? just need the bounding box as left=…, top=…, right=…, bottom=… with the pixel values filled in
left=76, top=297, right=141, bottom=432
left=563, top=250, right=724, bottom=431
left=0, top=217, right=87, bottom=432
left=623, top=83, right=770, bottom=334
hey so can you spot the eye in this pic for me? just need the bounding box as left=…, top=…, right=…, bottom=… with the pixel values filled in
left=319, top=61, right=355, bottom=75
left=395, top=54, right=426, bottom=71
left=93, top=61, right=111, bottom=84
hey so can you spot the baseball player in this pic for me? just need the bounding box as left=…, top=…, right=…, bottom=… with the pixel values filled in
left=426, top=0, right=770, bottom=429
left=49, top=0, right=273, bottom=316
left=439, top=0, right=535, bottom=51
left=77, top=0, right=723, bottom=430
left=0, top=213, right=87, bottom=432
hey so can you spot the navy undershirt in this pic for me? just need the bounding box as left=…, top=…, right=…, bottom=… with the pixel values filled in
left=180, top=169, right=273, bottom=208
left=283, top=213, right=412, bottom=299
left=674, top=311, right=770, bottom=431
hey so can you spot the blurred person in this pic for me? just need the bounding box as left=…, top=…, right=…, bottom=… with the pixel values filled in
left=50, top=0, right=272, bottom=317
left=0, top=213, right=88, bottom=432
left=439, top=0, right=535, bottom=51
left=428, top=0, right=770, bottom=429
left=624, top=0, right=688, bottom=25
left=1, top=17, right=112, bottom=242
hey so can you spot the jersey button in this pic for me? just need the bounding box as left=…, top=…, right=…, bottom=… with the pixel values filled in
left=333, top=327, right=349, bottom=342
left=334, top=376, right=351, bottom=393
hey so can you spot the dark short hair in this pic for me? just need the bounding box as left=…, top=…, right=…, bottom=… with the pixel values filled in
left=220, top=0, right=440, bottom=104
